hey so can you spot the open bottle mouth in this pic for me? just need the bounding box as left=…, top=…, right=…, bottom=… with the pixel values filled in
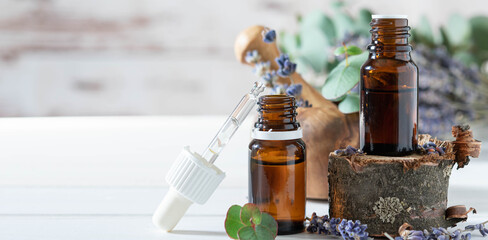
left=256, top=95, right=299, bottom=131
left=368, top=17, right=412, bottom=53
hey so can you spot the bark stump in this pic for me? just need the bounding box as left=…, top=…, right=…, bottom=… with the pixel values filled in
left=328, top=153, right=459, bottom=237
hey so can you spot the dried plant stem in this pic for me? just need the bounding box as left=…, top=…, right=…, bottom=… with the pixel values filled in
left=384, top=232, right=395, bottom=240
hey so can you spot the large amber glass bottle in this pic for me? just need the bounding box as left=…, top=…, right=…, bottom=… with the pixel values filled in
left=249, top=95, right=306, bottom=235
left=360, top=16, right=419, bottom=156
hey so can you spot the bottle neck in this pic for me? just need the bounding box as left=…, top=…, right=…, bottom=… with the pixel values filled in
left=255, top=95, right=300, bottom=131
left=368, top=18, right=412, bottom=60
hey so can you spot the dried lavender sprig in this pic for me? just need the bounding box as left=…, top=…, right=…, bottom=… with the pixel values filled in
left=334, top=145, right=364, bottom=156
left=262, top=29, right=276, bottom=43
left=417, top=141, right=446, bottom=155
left=305, top=213, right=369, bottom=240
left=385, top=220, right=488, bottom=240
left=246, top=30, right=312, bottom=108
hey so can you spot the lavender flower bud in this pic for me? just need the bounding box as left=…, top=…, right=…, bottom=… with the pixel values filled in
left=253, top=61, right=271, bottom=77
left=245, top=50, right=261, bottom=64
left=261, top=71, right=278, bottom=84
left=275, top=54, right=297, bottom=77
left=285, top=84, right=303, bottom=96
left=461, top=233, right=471, bottom=240
left=263, top=29, right=276, bottom=43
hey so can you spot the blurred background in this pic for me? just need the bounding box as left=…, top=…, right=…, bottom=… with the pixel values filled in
left=0, top=0, right=487, bottom=135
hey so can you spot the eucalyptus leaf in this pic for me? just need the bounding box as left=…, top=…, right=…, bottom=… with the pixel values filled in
left=334, top=46, right=345, bottom=56
left=331, top=93, right=347, bottom=102
left=294, top=56, right=312, bottom=75
left=279, top=31, right=300, bottom=58
left=346, top=46, right=362, bottom=56
left=470, top=16, right=488, bottom=64
left=445, top=14, right=471, bottom=49
left=356, top=9, right=372, bottom=36
left=333, top=12, right=355, bottom=40
left=225, top=205, right=245, bottom=239
left=299, top=28, right=330, bottom=73
left=330, top=1, right=345, bottom=10
left=412, top=16, right=435, bottom=47
left=300, top=10, right=336, bottom=44
left=240, top=203, right=262, bottom=226
left=322, top=52, right=368, bottom=100
left=338, top=92, right=360, bottom=113
left=453, top=51, right=477, bottom=66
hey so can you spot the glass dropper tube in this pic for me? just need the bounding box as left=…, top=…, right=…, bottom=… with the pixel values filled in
left=201, top=82, right=265, bottom=163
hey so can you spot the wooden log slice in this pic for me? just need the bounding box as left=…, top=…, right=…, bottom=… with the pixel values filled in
left=328, top=153, right=460, bottom=237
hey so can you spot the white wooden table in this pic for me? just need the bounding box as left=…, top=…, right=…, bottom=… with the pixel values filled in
left=0, top=116, right=487, bottom=239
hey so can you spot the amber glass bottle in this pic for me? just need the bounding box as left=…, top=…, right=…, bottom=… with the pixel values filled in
left=360, top=16, right=419, bottom=156
left=249, top=95, right=306, bottom=235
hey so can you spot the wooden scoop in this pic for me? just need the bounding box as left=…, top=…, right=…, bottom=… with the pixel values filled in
left=235, top=25, right=359, bottom=199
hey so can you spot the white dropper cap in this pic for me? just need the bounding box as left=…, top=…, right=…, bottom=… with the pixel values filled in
left=152, top=146, right=225, bottom=231
left=152, top=82, right=264, bottom=232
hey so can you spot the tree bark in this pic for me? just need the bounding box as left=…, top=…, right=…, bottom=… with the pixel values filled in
left=328, top=153, right=460, bottom=237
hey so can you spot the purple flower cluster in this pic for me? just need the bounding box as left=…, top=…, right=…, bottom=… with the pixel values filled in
left=418, top=141, right=446, bottom=155
left=391, top=222, right=488, bottom=240
left=338, top=220, right=369, bottom=240
left=285, top=84, right=302, bottom=96
left=334, top=146, right=364, bottom=156
left=262, top=29, right=276, bottom=43
left=245, top=50, right=261, bottom=64
left=466, top=224, right=488, bottom=237
left=246, top=28, right=311, bottom=108
left=276, top=54, right=297, bottom=77
left=306, top=213, right=368, bottom=240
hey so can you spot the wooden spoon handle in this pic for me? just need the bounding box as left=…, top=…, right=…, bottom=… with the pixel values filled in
left=234, top=25, right=338, bottom=111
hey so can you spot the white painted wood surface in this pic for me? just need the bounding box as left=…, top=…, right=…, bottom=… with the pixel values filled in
left=0, top=0, right=487, bottom=116
left=0, top=116, right=487, bottom=239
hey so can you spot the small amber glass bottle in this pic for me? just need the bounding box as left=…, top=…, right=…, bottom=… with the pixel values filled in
left=360, top=16, right=419, bottom=156
left=249, top=95, right=306, bottom=235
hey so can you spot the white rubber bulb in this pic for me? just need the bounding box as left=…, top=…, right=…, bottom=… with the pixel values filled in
left=152, top=188, right=193, bottom=232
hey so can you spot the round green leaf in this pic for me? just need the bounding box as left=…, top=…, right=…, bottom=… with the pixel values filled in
left=225, top=205, right=245, bottom=239
left=294, top=56, right=312, bottom=75
left=453, top=51, right=477, bottom=66
left=260, top=213, right=278, bottom=237
left=445, top=14, right=471, bottom=48
left=345, top=46, right=362, bottom=56
left=237, top=225, right=275, bottom=240
left=279, top=31, right=300, bottom=58
left=334, top=46, right=345, bottom=56
left=240, top=203, right=262, bottom=226
left=330, top=93, right=347, bottom=102
left=333, top=12, right=355, bottom=39
left=470, top=16, right=488, bottom=64
left=338, top=92, right=360, bottom=113
left=412, top=15, right=435, bottom=46
left=322, top=52, right=368, bottom=99
left=237, top=226, right=258, bottom=240
left=300, top=10, right=336, bottom=44
left=255, top=225, right=275, bottom=240
left=356, top=9, right=372, bottom=36
left=299, top=28, right=330, bottom=73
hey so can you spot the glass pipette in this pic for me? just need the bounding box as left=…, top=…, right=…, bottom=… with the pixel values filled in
left=152, top=82, right=265, bottom=232
left=201, top=81, right=265, bottom=163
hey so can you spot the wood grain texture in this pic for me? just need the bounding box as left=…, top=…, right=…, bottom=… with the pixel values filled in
left=0, top=117, right=486, bottom=239
left=0, top=0, right=487, bottom=116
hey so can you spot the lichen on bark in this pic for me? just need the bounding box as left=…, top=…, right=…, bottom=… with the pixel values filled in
left=373, top=197, right=405, bottom=224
